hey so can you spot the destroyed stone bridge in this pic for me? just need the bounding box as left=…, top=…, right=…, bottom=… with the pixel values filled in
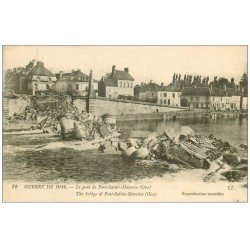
left=4, top=95, right=191, bottom=120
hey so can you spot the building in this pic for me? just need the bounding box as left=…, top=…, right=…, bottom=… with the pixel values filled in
left=242, top=96, right=248, bottom=110
left=4, top=67, right=26, bottom=93
left=181, top=87, right=243, bottom=110
left=181, top=87, right=211, bottom=109
left=211, top=88, right=242, bottom=110
left=54, top=69, right=98, bottom=96
left=157, top=87, right=182, bottom=106
left=138, top=81, right=161, bottom=103
left=4, top=59, right=57, bottom=95
left=98, top=65, right=135, bottom=99
left=26, top=60, right=56, bottom=95
left=209, top=88, right=230, bottom=110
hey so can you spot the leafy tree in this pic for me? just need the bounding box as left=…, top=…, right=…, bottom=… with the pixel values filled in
left=239, top=73, right=248, bottom=96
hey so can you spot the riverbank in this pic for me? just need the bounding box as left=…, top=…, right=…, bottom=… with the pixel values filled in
left=116, top=109, right=247, bottom=121
left=3, top=117, right=248, bottom=202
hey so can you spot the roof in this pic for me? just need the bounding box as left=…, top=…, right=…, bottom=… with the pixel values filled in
left=57, top=70, right=98, bottom=82
left=26, top=62, right=55, bottom=77
left=58, top=70, right=88, bottom=81
left=139, top=82, right=161, bottom=92
left=182, top=87, right=211, bottom=96
left=101, top=78, right=117, bottom=87
left=160, top=86, right=182, bottom=92
left=108, top=70, right=134, bottom=81
left=209, top=87, right=242, bottom=97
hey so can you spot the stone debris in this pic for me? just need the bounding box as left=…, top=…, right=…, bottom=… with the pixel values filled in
left=99, top=125, right=247, bottom=183
left=8, top=99, right=247, bottom=184
left=9, top=96, right=118, bottom=143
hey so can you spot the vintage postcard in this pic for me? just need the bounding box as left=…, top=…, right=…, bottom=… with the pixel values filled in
left=2, top=45, right=248, bottom=202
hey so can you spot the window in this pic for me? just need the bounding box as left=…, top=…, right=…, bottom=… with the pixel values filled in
left=164, top=100, right=166, bottom=104
left=151, top=92, right=154, bottom=97
left=48, top=77, right=51, bottom=82
left=196, top=96, right=199, bottom=101
left=34, top=84, right=38, bottom=90
left=119, top=82, right=122, bottom=88
left=76, top=84, right=79, bottom=90
left=163, top=93, right=167, bottom=97
left=160, top=100, right=162, bottom=104
left=124, top=82, right=126, bottom=88
left=168, top=99, right=170, bottom=105
left=130, top=82, right=133, bottom=88
left=127, top=82, right=130, bottom=88
left=46, top=84, right=50, bottom=90
left=173, top=93, right=175, bottom=98
left=85, top=87, right=88, bottom=90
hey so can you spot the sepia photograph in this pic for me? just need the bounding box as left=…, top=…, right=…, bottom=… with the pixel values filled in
left=2, top=45, right=248, bottom=202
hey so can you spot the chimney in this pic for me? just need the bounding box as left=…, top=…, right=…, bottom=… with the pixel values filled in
left=59, top=71, right=64, bottom=77
left=161, top=82, right=164, bottom=87
left=150, top=80, right=153, bottom=84
left=37, top=61, right=44, bottom=67
left=112, top=65, right=116, bottom=75
left=124, top=67, right=129, bottom=73
left=224, top=83, right=227, bottom=91
left=32, top=59, right=37, bottom=67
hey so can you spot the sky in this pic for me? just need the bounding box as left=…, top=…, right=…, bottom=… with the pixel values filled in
left=3, top=46, right=247, bottom=85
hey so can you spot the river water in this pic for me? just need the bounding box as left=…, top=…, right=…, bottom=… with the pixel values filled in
left=117, top=117, right=248, bottom=146
left=3, top=117, right=247, bottom=183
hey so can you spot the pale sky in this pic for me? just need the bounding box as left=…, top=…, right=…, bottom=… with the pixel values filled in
left=3, top=46, right=247, bottom=85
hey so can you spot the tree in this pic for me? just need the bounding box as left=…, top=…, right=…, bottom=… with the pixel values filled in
left=239, top=73, right=248, bottom=96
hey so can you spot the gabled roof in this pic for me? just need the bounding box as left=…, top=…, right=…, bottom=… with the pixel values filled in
left=57, top=70, right=99, bottom=82
left=100, top=78, right=117, bottom=87
left=26, top=62, right=55, bottom=77
left=108, top=70, right=134, bottom=81
left=139, top=82, right=161, bottom=92
left=182, top=87, right=211, bottom=96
